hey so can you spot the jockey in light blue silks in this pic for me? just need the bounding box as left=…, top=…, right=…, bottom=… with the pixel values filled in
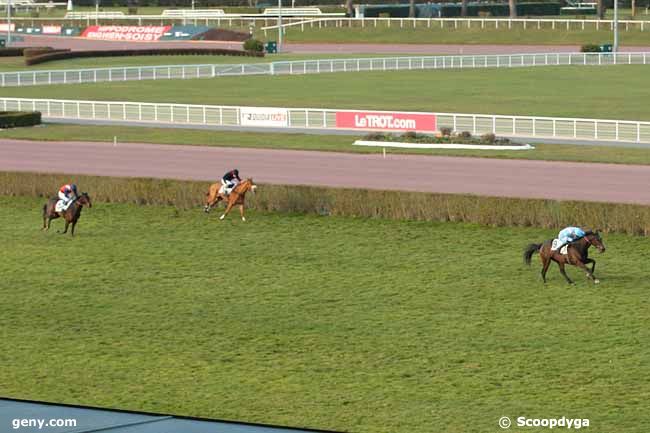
left=552, top=226, right=586, bottom=251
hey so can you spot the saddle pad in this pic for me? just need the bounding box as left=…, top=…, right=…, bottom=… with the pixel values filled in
left=55, top=199, right=66, bottom=212
left=551, top=239, right=569, bottom=255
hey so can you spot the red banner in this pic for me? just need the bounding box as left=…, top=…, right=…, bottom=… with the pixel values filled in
left=335, top=111, right=437, bottom=132
left=81, top=25, right=172, bottom=41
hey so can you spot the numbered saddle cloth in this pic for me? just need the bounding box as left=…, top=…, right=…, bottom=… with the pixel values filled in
left=551, top=239, right=569, bottom=255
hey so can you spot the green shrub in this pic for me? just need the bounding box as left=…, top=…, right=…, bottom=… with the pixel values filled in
left=581, top=44, right=601, bottom=53
left=481, top=133, right=497, bottom=144
left=0, top=111, right=41, bottom=128
left=401, top=131, right=418, bottom=141
left=363, top=132, right=388, bottom=141
left=243, top=38, right=264, bottom=53
left=439, top=126, right=452, bottom=137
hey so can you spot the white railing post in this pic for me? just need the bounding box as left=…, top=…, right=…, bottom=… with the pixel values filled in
left=573, top=120, right=576, bottom=138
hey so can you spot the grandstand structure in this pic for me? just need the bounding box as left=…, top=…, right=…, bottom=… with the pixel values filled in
left=1, top=0, right=65, bottom=12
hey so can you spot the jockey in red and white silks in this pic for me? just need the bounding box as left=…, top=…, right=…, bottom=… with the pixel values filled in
left=58, top=183, right=78, bottom=211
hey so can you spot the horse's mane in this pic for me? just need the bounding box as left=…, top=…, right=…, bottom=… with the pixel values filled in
left=233, top=179, right=253, bottom=192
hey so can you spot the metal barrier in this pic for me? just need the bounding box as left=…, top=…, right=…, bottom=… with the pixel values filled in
left=2, top=97, right=649, bottom=143
left=1, top=52, right=648, bottom=87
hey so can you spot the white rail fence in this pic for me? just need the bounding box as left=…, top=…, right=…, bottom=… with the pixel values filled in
left=2, top=52, right=648, bottom=87
left=2, top=97, right=649, bottom=143
left=4, top=16, right=650, bottom=31
left=259, top=16, right=650, bottom=33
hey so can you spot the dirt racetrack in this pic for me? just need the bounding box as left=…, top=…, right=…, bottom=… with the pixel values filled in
left=12, top=35, right=650, bottom=54
left=2, top=138, right=650, bottom=205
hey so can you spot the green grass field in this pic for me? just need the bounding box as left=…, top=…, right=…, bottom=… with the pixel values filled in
left=2, top=195, right=649, bottom=433
left=2, top=65, right=648, bottom=120
left=276, top=24, right=650, bottom=45
left=3, top=124, right=650, bottom=165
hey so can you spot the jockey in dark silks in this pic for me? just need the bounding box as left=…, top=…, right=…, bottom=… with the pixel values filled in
left=221, top=169, right=241, bottom=195
left=57, top=183, right=78, bottom=211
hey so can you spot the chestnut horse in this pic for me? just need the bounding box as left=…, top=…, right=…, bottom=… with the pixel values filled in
left=42, top=192, right=92, bottom=236
left=203, top=178, right=257, bottom=221
left=523, top=230, right=606, bottom=284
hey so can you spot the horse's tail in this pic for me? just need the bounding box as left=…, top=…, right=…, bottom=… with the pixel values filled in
left=523, top=243, right=542, bottom=266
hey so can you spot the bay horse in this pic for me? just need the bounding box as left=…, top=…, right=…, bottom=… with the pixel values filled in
left=203, top=178, right=257, bottom=221
left=523, top=230, right=605, bottom=284
left=42, top=192, right=92, bottom=236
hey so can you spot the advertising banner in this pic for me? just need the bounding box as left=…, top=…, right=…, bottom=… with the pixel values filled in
left=42, top=25, right=63, bottom=35
left=81, top=26, right=172, bottom=41
left=240, top=107, right=289, bottom=127
left=335, top=111, right=437, bottom=132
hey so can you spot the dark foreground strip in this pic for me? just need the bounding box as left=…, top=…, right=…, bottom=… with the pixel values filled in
left=0, top=397, right=341, bottom=433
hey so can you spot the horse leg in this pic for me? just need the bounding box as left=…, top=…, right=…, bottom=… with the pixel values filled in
left=61, top=220, right=70, bottom=234
left=584, top=258, right=596, bottom=275
left=576, top=261, right=599, bottom=284
left=557, top=260, right=574, bottom=285
left=220, top=201, right=234, bottom=220
left=239, top=204, right=246, bottom=222
left=71, top=221, right=77, bottom=236
left=540, top=255, right=551, bottom=284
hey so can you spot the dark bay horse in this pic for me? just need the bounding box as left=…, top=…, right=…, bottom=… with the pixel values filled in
left=203, top=178, right=257, bottom=221
left=523, top=230, right=606, bottom=284
left=42, top=192, right=92, bottom=236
